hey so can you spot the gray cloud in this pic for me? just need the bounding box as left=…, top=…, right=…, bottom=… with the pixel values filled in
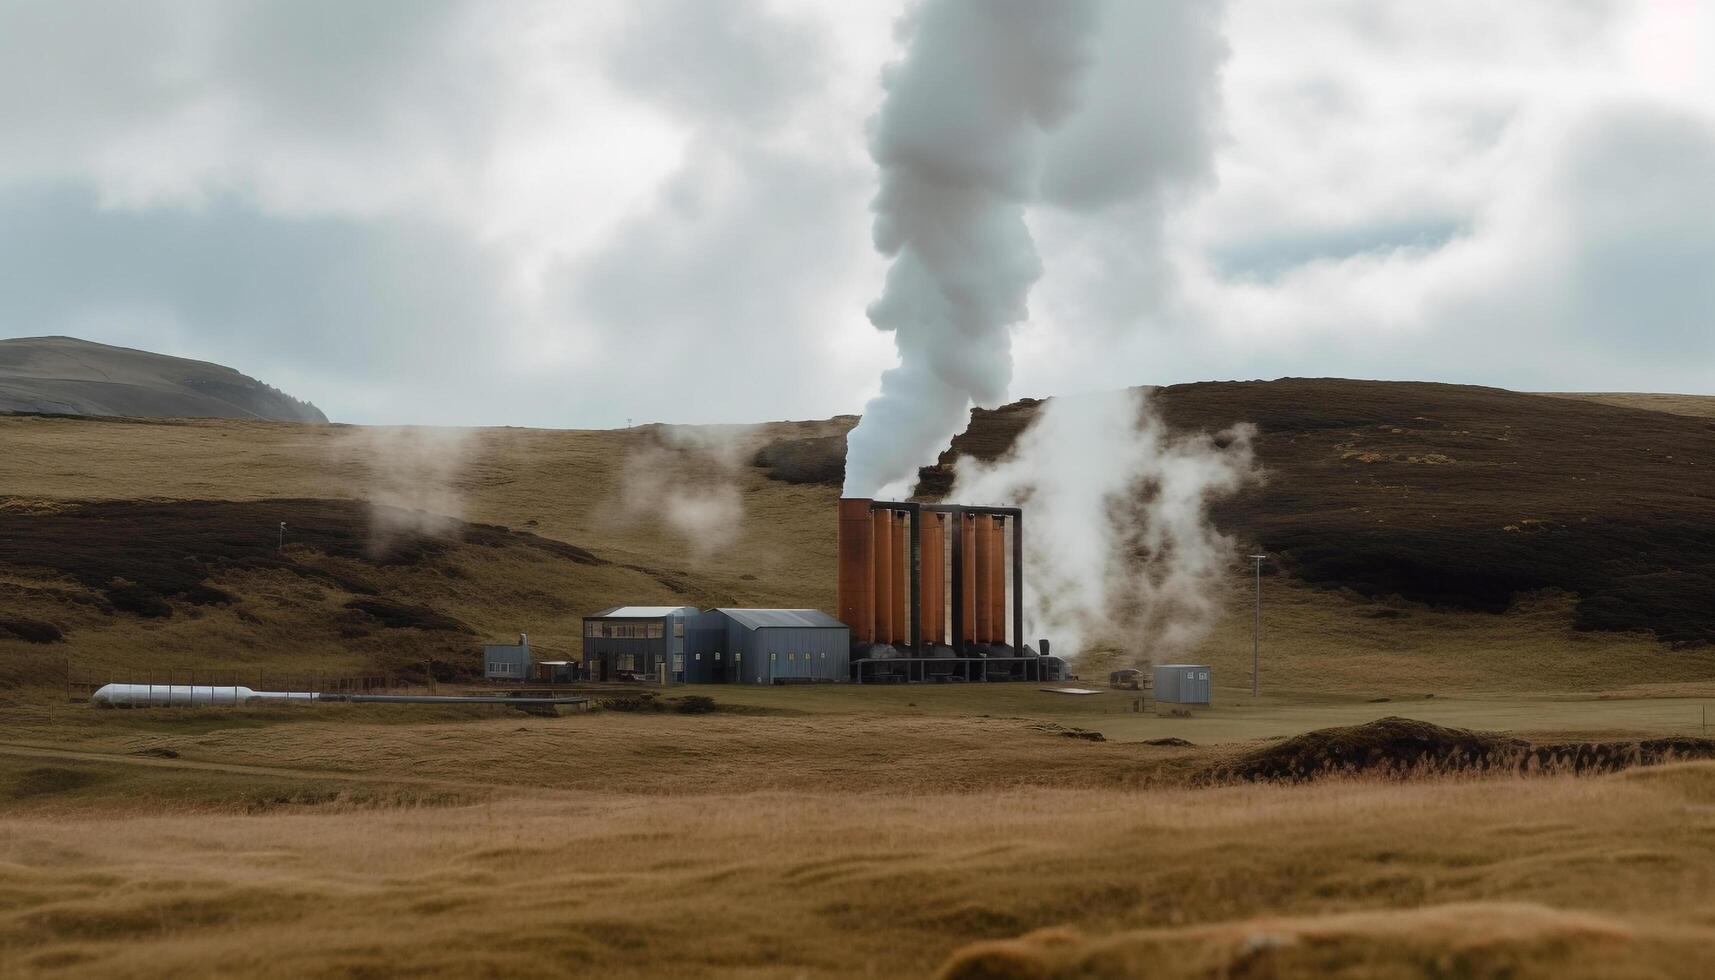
left=603, top=0, right=827, bottom=126
left=0, top=0, right=1709, bottom=436
left=1552, top=106, right=1715, bottom=357
left=1037, top=1, right=1227, bottom=212
left=0, top=185, right=514, bottom=418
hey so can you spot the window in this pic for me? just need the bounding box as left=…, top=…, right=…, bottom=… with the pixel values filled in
left=694, top=653, right=702, bottom=662
left=584, top=622, right=600, bottom=638
left=820, top=651, right=827, bottom=659
left=714, top=651, right=722, bottom=661
left=769, top=652, right=777, bottom=662
left=673, top=621, right=685, bottom=638
left=787, top=651, right=796, bottom=662
left=618, top=654, right=636, bottom=672
left=673, top=655, right=685, bottom=671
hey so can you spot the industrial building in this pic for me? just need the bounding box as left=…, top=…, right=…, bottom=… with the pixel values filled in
left=685, top=608, right=850, bottom=684
left=836, top=498, right=1061, bottom=682
left=572, top=500, right=1056, bottom=686
left=482, top=633, right=532, bottom=680
left=581, top=606, right=696, bottom=681
left=582, top=607, right=850, bottom=684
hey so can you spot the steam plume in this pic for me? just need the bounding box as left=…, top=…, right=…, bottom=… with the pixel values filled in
left=333, top=426, right=477, bottom=555
left=618, top=424, right=754, bottom=556
left=842, top=0, right=1227, bottom=497
left=841, top=0, right=1100, bottom=497
left=953, top=389, right=1255, bottom=665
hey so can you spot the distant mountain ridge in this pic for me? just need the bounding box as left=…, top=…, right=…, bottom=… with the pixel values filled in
left=0, top=336, right=326, bottom=422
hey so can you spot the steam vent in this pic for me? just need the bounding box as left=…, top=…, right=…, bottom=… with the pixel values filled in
left=836, top=498, right=1054, bottom=682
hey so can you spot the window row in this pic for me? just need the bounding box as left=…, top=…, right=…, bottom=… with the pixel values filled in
left=585, top=621, right=665, bottom=639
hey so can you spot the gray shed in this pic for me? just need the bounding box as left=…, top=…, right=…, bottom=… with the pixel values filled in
left=483, top=633, right=533, bottom=680
left=688, top=609, right=850, bottom=684
left=1153, top=664, right=1212, bottom=705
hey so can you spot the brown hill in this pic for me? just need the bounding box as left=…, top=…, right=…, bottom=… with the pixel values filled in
left=757, top=379, right=1715, bottom=646
left=0, top=336, right=326, bottom=422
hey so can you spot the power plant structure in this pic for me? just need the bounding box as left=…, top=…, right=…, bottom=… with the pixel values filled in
left=837, top=498, right=1060, bottom=682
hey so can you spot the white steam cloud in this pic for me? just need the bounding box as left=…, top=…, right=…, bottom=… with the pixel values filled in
left=841, top=0, right=1099, bottom=498
left=332, top=425, right=478, bottom=555
left=842, top=0, right=1228, bottom=498
left=953, top=389, right=1256, bottom=665
left=618, top=424, right=754, bottom=556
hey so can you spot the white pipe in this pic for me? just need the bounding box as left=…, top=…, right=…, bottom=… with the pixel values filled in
left=91, top=684, right=320, bottom=707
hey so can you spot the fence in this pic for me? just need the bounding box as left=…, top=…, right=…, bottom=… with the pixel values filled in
left=65, top=663, right=435, bottom=706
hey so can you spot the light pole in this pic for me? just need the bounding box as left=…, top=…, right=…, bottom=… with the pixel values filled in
left=1249, top=554, right=1266, bottom=698
left=278, top=521, right=287, bottom=552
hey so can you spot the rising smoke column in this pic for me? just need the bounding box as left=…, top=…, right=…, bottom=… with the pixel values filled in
left=841, top=0, right=1099, bottom=498
left=844, top=1, right=1245, bottom=663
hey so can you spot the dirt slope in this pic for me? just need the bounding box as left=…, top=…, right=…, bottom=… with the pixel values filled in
left=0, top=335, right=326, bottom=421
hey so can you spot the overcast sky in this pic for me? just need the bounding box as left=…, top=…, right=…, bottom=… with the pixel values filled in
left=1, top=0, right=1710, bottom=425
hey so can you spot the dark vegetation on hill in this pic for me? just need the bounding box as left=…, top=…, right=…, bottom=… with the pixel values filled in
left=0, top=336, right=327, bottom=422
left=0, top=498, right=603, bottom=628
left=754, top=379, right=1715, bottom=645
left=750, top=431, right=851, bottom=485
left=1216, top=716, right=1715, bottom=782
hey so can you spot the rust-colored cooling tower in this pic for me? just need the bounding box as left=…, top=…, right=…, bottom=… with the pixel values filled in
left=836, top=498, right=874, bottom=644
left=872, top=509, right=893, bottom=645
left=838, top=500, right=1020, bottom=655
left=960, top=513, right=977, bottom=645
left=989, top=517, right=1007, bottom=645
left=972, top=515, right=993, bottom=643
left=901, top=514, right=912, bottom=641
left=920, top=513, right=944, bottom=646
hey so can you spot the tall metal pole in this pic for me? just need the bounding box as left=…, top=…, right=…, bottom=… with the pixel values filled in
left=1249, top=554, right=1266, bottom=698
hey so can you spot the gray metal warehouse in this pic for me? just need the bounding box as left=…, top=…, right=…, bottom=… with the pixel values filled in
left=583, top=607, right=851, bottom=684
left=685, top=609, right=850, bottom=684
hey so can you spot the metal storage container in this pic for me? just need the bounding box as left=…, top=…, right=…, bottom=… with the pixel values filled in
left=1153, top=664, right=1212, bottom=705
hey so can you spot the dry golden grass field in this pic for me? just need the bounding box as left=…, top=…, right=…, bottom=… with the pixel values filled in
left=1539, top=391, right=1715, bottom=420
left=3, top=382, right=1715, bottom=977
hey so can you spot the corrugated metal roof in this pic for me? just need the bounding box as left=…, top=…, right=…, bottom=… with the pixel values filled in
left=587, top=606, right=696, bottom=619
left=716, top=608, right=848, bottom=630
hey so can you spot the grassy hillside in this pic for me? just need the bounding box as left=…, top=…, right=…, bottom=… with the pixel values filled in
left=0, top=413, right=845, bottom=686
left=0, top=336, right=326, bottom=421
left=4, top=379, right=1714, bottom=692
